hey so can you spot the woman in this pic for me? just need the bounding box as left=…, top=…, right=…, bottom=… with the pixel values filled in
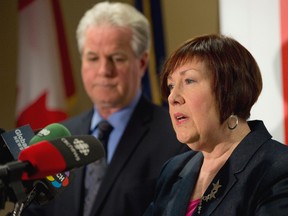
left=144, top=34, right=288, bottom=215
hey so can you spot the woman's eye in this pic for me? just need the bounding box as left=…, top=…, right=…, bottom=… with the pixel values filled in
left=185, top=79, right=195, bottom=84
left=167, top=83, right=174, bottom=91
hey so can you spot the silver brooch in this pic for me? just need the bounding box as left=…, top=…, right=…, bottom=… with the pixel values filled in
left=197, top=180, right=222, bottom=214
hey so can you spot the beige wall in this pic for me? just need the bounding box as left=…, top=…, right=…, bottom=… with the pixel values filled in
left=0, top=0, right=218, bottom=130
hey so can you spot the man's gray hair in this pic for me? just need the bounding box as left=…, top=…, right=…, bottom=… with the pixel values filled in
left=76, top=1, right=150, bottom=57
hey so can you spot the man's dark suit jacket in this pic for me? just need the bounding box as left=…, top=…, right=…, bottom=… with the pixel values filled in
left=144, top=120, right=288, bottom=216
left=22, top=95, right=189, bottom=216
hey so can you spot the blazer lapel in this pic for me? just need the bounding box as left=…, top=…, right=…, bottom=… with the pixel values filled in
left=165, top=153, right=203, bottom=216
left=196, top=121, right=272, bottom=216
left=90, top=96, right=153, bottom=215
left=196, top=161, right=238, bottom=216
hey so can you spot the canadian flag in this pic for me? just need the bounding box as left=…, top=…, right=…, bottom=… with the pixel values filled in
left=16, top=0, right=75, bottom=130
left=219, top=0, right=288, bottom=143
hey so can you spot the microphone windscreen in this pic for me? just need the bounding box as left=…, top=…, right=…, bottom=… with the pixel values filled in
left=29, top=123, right=71, bottom=145
left=19, top=141, right=67, bottom=180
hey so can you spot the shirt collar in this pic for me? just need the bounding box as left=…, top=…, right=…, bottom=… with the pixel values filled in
left=90, top=90, right=141, bottom=132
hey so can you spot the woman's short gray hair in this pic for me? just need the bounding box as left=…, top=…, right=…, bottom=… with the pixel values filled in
left=76, top=1, right=150, bottom=57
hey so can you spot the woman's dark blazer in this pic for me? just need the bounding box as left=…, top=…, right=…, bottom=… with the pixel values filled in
left=22, top=95, right=189, bottom=216
left=144, top=120, right=288, bottom=216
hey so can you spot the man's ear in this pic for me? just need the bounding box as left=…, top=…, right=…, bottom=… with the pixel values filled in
left=139, top=51, right=149, bottom=77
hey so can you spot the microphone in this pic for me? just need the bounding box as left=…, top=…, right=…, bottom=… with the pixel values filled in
left=29, top=123, right=71, bottom=145
left=19, top=135, right=105, bottom=180
left=0, top=125, right=35, bottom=211
left=0, top=128, right=7, bottom=165
left=0, top=135, right=104, bottom=215
left=24, top=123, right=73, bottom=206
left=0, top=124, right=75, bottom=212
left=1, top=135, right=104, bottom=180
left=0, top=125, right=34, bottom=164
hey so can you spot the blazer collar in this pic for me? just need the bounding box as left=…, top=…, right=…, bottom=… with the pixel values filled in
left=164, top=153, right=203, bottom=216
left=164, top=120, right=271, bottom=216
left=196, top=120, right=272, bottom=215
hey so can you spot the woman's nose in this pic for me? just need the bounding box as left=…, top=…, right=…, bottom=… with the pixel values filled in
left=168, top=88, right=185, bottom=106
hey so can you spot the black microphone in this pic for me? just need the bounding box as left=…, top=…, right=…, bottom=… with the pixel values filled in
left=0, top=124, right=72, bottom=212
left=1, top=135, right=104, bottom=180
left=0, top=128, right=6, bottom=163
left=1, top=135, right=104, bottom=215
left=19, top=135, right=105, bottom=179
left=0, top=125, right=34, bottom=212
left=1, top=135, right=104, bottom=182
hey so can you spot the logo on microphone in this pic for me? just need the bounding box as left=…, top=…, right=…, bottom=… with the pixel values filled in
left=61, top=137, right=90, bottom=161
left=46, top=171, right=70, bottom=188
left=37, top=128, right=51, bottom=137
left=73, top=138, right=90, bottom=156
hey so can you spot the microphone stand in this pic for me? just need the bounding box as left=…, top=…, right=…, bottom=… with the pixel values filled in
left=0, top=161, right=28, bottom=216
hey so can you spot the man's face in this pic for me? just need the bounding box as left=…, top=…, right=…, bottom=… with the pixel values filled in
left=81, top=25, right=148, bottom=112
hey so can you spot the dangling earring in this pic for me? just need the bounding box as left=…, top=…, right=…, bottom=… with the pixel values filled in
left=227, top=114, right=238, bottom=130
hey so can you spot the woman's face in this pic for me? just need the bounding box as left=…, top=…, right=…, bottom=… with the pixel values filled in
left=167, top=59, right=222, bottom=151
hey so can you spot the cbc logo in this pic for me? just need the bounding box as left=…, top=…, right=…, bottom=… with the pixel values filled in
left=73, top=138, right=90, bottom=156
left=46, top=172, right=70, bottom=188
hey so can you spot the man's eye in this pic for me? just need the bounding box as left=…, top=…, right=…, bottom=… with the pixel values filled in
left=87, top=56, right=98, bottom=62
left=112, top=57, right=126, bottom=62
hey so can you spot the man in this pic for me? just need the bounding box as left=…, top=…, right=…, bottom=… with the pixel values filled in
left=22, top=2, right=188, bottom=216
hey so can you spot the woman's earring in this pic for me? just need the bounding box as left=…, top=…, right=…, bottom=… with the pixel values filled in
left=227, top=114, right=238, bottom=130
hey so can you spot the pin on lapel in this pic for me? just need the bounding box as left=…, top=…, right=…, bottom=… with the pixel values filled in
left=197, top=180, right=222, bottom=214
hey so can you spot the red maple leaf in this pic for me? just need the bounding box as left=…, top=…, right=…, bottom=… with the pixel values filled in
left=17, top=92, right=68, bottom=130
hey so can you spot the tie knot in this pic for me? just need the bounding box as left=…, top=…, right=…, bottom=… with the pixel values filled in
left=97, top=120, right=113, bottom=144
